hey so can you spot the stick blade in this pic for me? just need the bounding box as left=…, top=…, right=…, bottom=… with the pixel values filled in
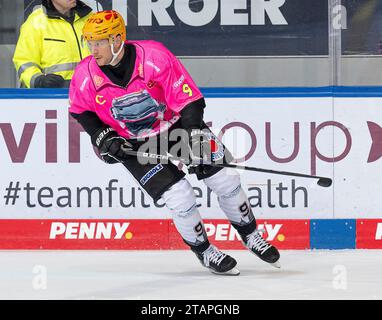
left=317, top=177, right=332, bottom=187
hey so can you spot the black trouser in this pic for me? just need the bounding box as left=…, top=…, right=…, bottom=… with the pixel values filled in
left=122, top=120, right=232, bottom=201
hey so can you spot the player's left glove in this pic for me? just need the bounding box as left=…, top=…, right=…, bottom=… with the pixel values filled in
left=91, top=127, right=133, bottom=164
left=188, top=128, right=211, bottom=165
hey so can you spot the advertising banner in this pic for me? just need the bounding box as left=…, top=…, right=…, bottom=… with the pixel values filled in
left=356, top=219, right=382, bottom=249
left=0, top=96, right=336, bottom=220
left=342, top=0, right=382, bottom=55
left=0, top=218, right=309, bottom=250
left=24, top=0, right=328, bottom=56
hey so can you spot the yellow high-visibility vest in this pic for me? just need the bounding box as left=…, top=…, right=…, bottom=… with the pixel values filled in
left=13, top=4, right=92, bottom=88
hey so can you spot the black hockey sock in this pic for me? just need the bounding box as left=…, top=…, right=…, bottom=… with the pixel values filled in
left=231, top=219, right=257, bottom=239
left=188, top=239, right=210, bottom=254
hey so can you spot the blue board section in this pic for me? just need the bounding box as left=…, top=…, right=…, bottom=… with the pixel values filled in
left=1, top=86, right=382, bottom=99
left=310, top=219, right=356, bottom=249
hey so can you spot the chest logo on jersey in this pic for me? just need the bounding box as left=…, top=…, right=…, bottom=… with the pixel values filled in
left=110, top=90, right=166, bottom=137
left=93, top=75, right=104, bottom=88
left=95, top=95, right=106, bottom=105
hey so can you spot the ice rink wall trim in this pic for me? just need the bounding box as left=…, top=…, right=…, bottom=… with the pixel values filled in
left=2, top=86, right=382, bottom=98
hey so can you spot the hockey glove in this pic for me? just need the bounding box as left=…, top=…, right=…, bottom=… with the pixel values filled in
left=188, top=128, right=212, bottom=165
left=34, top=74, right=66, bottom=88
left=91, top=127, right=133, bottom=164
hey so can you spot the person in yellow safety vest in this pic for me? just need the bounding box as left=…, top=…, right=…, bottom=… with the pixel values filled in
left=13, top=0, right=92, bottom=88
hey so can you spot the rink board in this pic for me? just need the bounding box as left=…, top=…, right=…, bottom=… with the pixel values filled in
left=0, top=218, right=380, bottom=250
left=0, top=87, right=382, bottom=250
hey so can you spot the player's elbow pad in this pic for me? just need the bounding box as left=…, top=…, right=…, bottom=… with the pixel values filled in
left=70, top=111, right=108, bottom=137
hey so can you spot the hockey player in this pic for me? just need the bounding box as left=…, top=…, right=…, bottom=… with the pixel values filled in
left=69, top=10, right=280, bottom=275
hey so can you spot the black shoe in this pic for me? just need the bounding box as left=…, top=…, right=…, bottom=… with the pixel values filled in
left=242, top=229, right=281, bottom=268
left=195, top=245, right=240, bottom=275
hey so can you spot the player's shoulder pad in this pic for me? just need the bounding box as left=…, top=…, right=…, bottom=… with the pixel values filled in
left=70, top=56, right=94, bottom=95
left=134, top=40, right=175, bottom=61
left=133, top=40, right=176, bottom=79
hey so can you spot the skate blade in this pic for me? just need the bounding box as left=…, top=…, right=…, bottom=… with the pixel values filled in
left=247, top=250, right=281, bottom=268
left=270, top=260, right=281, bottom=269
left=210, top=267, right=240, bottom=276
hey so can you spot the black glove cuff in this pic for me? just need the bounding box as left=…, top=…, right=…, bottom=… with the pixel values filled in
left=180, top=98, right=205, bottom=130
left=91, top=127, right=116, bottom=148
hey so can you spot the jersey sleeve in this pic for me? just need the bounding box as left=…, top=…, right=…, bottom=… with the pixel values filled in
left=154, top=46, right=204, bottom=114
left=68, top=64, right=94, bottom=115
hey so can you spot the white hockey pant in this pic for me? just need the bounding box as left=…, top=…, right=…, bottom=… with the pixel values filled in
left=161, top=178, right=208, bottom=248
left=203, top=168, right=255, bottom=227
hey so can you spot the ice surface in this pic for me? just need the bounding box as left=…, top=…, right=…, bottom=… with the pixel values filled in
left=0, top=249, right=380, bottom=300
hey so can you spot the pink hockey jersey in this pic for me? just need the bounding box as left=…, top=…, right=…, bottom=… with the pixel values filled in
left=69, top=40, right=203, bottom=139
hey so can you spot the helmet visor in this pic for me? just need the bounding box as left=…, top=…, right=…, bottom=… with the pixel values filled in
left=87, top=39, right=110, bottom=51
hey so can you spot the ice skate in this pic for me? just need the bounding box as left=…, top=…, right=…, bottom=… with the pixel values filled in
left=242, top=229, right=281, bottom=268
left=195, top=244, right=240, bottom=276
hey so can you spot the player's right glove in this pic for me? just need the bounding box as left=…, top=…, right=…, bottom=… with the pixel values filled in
left=91, top=127, right=133, bottom=164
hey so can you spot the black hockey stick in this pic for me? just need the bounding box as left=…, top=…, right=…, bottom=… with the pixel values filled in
left=121, top=147, right=332, bottom=188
